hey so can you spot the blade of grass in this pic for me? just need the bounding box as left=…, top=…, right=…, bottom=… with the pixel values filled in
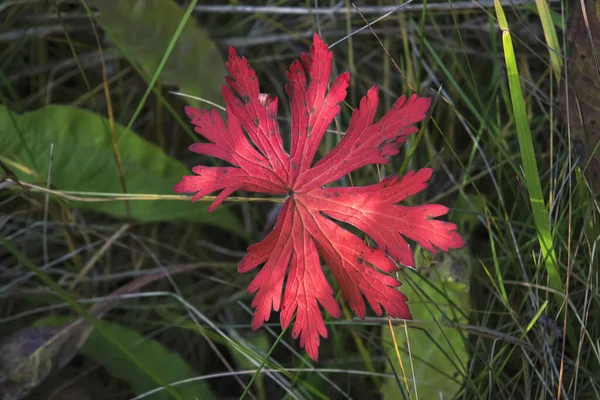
left=239, top=327, right=288, bottom=400
left=535, top=0, right=562, bottom=81
left=81, top=0, right=131, bottom=219
left=122, top=0, right=200, bottom=138
left=68, top=223, right=130, bottom=290
left=485, top=207, right=509, bottom=305
left=495, top=300, right=548, bottom=376
left=494, top=0, right=563, bottom=294
left=387, top=317, right=411, bottom=396
left=402, top=320, right=418, bottom=400
left=341, top=303, right=379, bottom=386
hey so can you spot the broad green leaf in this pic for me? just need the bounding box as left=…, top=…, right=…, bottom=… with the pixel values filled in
left=381, top=248, right=471, bottom=400
left=0, top=105, right=242, bottom=233
left=34, top=317, right=213, bottom=400
left=92, top=0, right=225, bottom=107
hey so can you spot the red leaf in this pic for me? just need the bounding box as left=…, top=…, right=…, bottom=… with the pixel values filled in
left=174, top=34, right=465, bottom=361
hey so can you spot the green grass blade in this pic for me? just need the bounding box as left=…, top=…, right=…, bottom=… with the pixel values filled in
left=122, top=0, right=200, bottom=136
left=495, top=300, right=548, bottom=377
left=239, top=327, right=288, bottom=400
left=535, top=0, right=562, bottom=81
left=494, top=0, right=563, bottom=294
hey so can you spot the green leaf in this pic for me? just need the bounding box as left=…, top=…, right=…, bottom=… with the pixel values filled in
left=0, top=105, right=242, bottom=233
left=92, top=0, right=225, bottom=107
left=34, top=317, right=213, bottom=400
left=381, top=248, right=471, bottom=400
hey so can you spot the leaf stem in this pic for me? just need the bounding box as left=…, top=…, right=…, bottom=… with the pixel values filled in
left=3, top=178, right=287, bottom=203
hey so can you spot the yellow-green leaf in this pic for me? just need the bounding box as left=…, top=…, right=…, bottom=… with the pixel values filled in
left=381, top=249, right=471, bottom=399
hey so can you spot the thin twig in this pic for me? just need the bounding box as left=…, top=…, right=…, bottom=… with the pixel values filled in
left=43, top=144, right=54, bottom=267
left=194, top=0, right=552, bottom=15
left=387, top=317, right=411, bottom=396
left=215, top=24, right=491, bottom=47
left=3, top=179, right=287, bottom=203
left=403, top=320, right=419, bottom=400
left=350, top=3, right=416, bottom=91
left=0, top=23, right=89, bottom=42
left=68, top=224, right=130, bottom=290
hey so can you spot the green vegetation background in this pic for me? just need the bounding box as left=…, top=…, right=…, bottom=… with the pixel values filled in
left=1, top=1, right=597, bottom=399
